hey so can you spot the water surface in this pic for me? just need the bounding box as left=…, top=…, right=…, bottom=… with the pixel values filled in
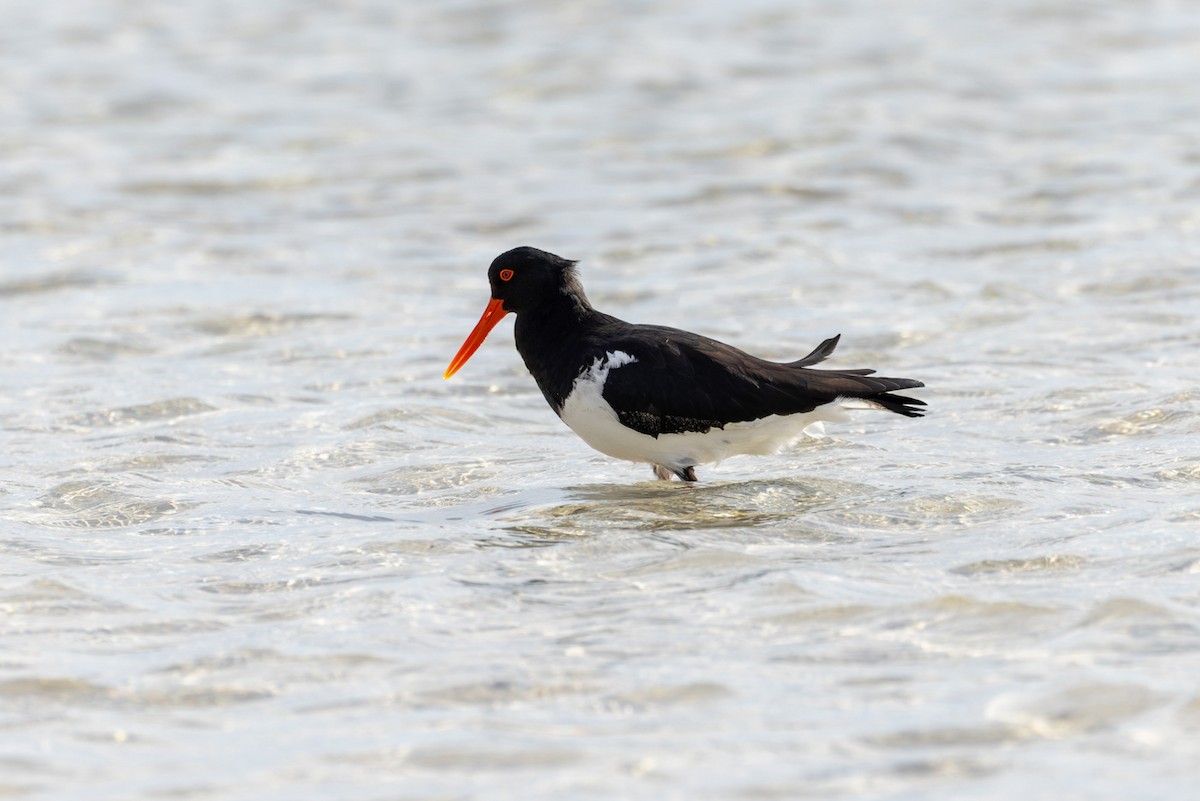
left=3, top=1, right=1200, bottom=799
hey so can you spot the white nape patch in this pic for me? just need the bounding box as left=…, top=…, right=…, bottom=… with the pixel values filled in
left=559, top=350, right=855, bottom=474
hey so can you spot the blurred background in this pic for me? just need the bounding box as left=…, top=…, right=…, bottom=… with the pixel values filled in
left=2, top=1, right=1199, bottom=799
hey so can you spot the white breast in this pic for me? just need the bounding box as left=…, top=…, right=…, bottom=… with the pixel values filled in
left=558, top=350, right=847, bottom=472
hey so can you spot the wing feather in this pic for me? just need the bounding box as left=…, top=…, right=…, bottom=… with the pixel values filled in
left=596, top=324, right=925, bottom=436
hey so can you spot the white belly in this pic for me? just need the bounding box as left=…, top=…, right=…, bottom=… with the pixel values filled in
left=557, top=350, right=848, bottom=472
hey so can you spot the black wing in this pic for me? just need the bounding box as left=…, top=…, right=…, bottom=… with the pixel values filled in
left=597, top=324, right=925, bottom=438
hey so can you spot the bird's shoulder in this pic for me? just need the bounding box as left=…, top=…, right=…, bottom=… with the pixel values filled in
left=587, top=318, right=763, bottom=372
left=582, top=318, right=790, bottom=433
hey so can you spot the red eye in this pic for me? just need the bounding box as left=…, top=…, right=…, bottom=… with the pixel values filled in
left=499, top=269, right=514, bottom=281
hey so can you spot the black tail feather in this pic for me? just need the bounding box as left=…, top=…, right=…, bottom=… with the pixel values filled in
left=795, top=370, right=927, bottom=418
left=790, top=334, right=841, bottom=367
left=779, top=334, right=927, bottom=419
left=867, top=391, right=926, bottom=418
left=790, top=334, right=876, bottom=375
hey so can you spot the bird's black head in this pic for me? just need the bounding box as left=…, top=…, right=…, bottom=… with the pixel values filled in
left=443, top=246, right=591, bottom=379
left=488, top=246, right=587, bottom=315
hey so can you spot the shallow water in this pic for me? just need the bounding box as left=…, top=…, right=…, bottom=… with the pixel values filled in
left=3, top=0, right=1200, bottom=798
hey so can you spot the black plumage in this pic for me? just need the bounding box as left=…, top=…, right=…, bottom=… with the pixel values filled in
left=445, top=246, right=925, bottom=481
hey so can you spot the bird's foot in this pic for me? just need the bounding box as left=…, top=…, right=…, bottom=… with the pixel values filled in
left=651, top=464, right=698, bottom=482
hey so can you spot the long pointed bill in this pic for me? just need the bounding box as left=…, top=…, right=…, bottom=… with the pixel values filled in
left=444, top=298, right=509, bottom=379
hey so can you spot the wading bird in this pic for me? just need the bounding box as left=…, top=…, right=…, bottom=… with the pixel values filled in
left=445, top=247, right=924, bottom=481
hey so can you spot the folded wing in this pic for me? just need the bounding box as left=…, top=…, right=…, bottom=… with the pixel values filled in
left=598, top=325, right=925, bottom=438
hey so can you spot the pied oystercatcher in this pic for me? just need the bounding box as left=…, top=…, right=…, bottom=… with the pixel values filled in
left=444, top=247, right=925, bottom=481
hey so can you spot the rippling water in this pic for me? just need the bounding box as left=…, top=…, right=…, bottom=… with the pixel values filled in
left=3, top=0, right=1200, bottom=798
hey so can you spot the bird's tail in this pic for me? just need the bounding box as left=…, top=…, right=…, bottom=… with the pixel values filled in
left=789, top=334, right=843, bottom=367
left=852, top=385, right=927, bottom=418
left=789, top=334, right=926, bottom=418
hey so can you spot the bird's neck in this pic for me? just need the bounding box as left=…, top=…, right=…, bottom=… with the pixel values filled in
left=513, top=291, right=600, bottom=414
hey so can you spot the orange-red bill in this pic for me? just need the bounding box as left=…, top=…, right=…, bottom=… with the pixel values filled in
left=444, top=297, right=509, bottom=379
